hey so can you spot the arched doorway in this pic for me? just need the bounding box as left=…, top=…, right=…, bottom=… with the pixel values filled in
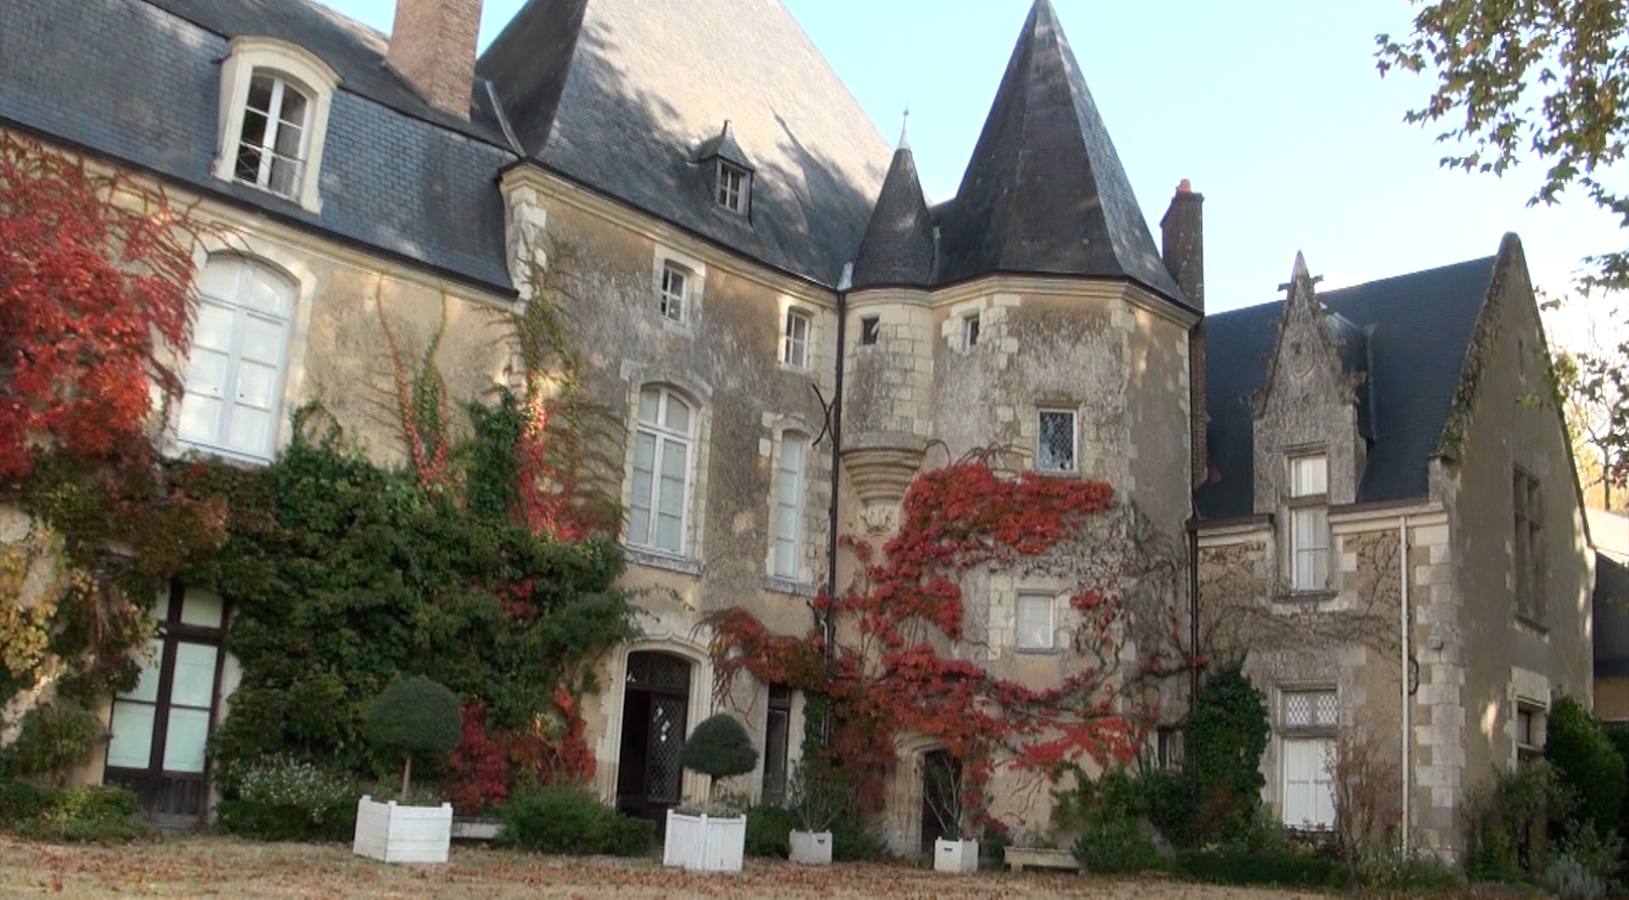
left=616, top=651, right=693, bottom=829
left=920, top=749, right=961, bottom=854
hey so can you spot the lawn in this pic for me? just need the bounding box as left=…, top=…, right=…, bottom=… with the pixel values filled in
left=0, top=835, right=1323, bottom=898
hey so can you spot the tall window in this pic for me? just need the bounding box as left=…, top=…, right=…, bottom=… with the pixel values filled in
left=1514, top=469, right=1543, bottom=620
left=963, top=313, right=981, bottom=350
left=659, top=262, right=689, bottom=323
left=762, top=685, right=792, bottom=803
left=859, top=316, right=880, bottom=346
left=1037, top=409, right=1077, bottom=473
left=234, top=73, right=312, bottom=200
left=772, top=433, right=808, bottom=579
left=1280, top=688, right=1337, bottom=830
left=628, top=386, right=695, bottom=556
left=176, top=256, right=294, bottom=462
left=1016, top=592, right=1055, bottom=651
left=716, top=161, right=749, bottom=213
left=782, top=310, right=811, bottom=370
left=1516, top=702, right=1546, bottom=761
left=1288, top=454, right=1329, bottom=591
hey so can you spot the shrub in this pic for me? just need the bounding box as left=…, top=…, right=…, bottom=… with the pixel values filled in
left=1463, top=759, right=1574, bottom=882
left=831, top=816, right=885, bottom=861
left=1544, top=854, right=1607, bottom=900
left=679, top=713, right=756, bottom=802
left=788, top=756, right=850, bottom=833
left=745, top=805, right=796, bottom=858
left=1175, top=664, right=1270, bottom=847
left=1546, top=696, right=1627, bottom=838
left=1055, top=767, right=1161, bottom=874
left=1173, top=844, right=1349, bottom=890
left=0, top=777, right=54, bottom=821
left=496, top=784, right=652, bottom=856
left=364, top=675, right=461, bottom=797
left=3, top=701, right=105, bottom=784
left=216, top=756, right=359, bottom=842
left=6, top=784, right=155, bottom=844
left=1354, top=849, right=1460, bottom=892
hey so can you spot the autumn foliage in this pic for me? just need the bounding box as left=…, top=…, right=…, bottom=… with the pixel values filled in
left=711, top=453, right=1194, bottom=830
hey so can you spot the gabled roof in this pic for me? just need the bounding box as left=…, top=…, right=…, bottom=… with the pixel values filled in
left=852, top=143, right=937, bottom=288
left=694, top=121, right=754, bottom=172
left=478, top=0, right=891, bottom=285
left=931, top=0, right=1186, bottom=305
left=1196, top=256, right=1497, bottom=520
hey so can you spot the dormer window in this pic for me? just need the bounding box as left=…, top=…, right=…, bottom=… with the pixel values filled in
left=1288, top=453, right=1329, bottom=591
left=716, top=161, right=749, bottom=214
left=235, top=74, right=311, bottom=200
left=212, top=37, right=339, bottom=213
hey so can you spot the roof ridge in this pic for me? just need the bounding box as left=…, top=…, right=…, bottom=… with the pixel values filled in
left=1207, top=254, right=1502, bottom=319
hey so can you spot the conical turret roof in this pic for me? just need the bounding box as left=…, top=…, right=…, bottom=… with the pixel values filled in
left=853, top=140, right=936, bottom=288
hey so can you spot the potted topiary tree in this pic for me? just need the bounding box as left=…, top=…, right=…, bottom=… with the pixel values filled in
left=352, top=675, right=461, bottom=864
left=786, top=756, right=848, bottom=866
left=663, top=712, right=757, bottom=873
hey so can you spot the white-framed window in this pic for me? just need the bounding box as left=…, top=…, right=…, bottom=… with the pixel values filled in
left=628, top=386, right=696, bottom=556
left=1281, top=737, right=1335, bottom=829
left=175, top=256, right=295, bottom=462
left=212, top=37, right=338, bottom=213
left=1015, top=592, right=1055, bottom=650
left=659, top=261, right=690, bottom=324
left=771, top=432, right=808, bottom=579
left=1036, top=409, right=1077, bottom=473
left=962, top=313, right=981, bottom=350
left=717, top=161, right=749, bottom=213
left=782, top=309, right=811, bottom=370
left=1288, top=453, right=1329, bottom=591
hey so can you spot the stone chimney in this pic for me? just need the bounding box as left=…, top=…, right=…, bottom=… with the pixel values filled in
left=387, top=0, right=482, bottom=119
left=1160, top=179, right=1207, bottom=488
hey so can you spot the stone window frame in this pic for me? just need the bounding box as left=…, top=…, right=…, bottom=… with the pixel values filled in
left=1034, top=406, right=1080, bottom=475
left=1277, top=684, right=1339, bottom=738
left=616, top=367, right=713, bottom=574
left=780, top=304, right=816, bottom=373
left=212, top=36, right=339, bottom=213
left=962, top=312, right=982, bottom=351
left=650, top=244, right=707, bottom=334
left=1512, top=466, right=1544, bottom=625
left=767, top=429, right=810, bottom=581
left=858, top=315, right=881, bottom=347
left=1515, top=700, right=1547, bottom=762
left=760, top=414, right=826, bottom=592
left=1284, top=447, right=1331, bottom=595
left=1013, top=590, right=1059, bottom=653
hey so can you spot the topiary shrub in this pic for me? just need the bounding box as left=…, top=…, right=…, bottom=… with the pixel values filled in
left=496, top=784, right=653, bottom=856
left=364, top=675, right=461, bottom=798
left=1545, top=696, right=1626, bottom=838
left=678, top=713, right=757, bottom=807
left=3, top=701, right=106, bottom=785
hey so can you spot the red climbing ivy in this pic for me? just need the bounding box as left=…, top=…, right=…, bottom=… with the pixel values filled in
left=711, top=452, right=1195, bottom=832
left=446, top=688, right=597, bottom=814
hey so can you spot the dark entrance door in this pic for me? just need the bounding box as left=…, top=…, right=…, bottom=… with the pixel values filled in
left=615, top=652, right=692, bottom=831
left=103, top=584, right=228, bottom=830
left=920, top=749, right=960, bottom=854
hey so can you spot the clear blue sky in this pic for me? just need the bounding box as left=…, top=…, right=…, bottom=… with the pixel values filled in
left=327, top=0, right=1620, bottom=318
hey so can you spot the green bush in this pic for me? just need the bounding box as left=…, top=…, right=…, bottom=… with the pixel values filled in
left=1354, top=849, right=1461, bottom=892
left=1054, top=767, right=1161, bottom=874
left=365, top=675, right=461, bottom=795
left=6, top=784, right=155, bottom=844
left=831, top=816, right=885, bottom=861
left=679, top=714, right=757, bottom=783
left=0, top=777, right=55, bottom=821
left=216, top=757, right=359, bottom=842
left=1166, top=664, right=1270, bottom=848
left=1544, top=854, right=1607, bottom=899
left=745, top=805, right=796, bottom=858
left=3, top=702, right=105, bottom=782
left=1464, top=759, right=1575, bottom=882
left=1173, top=844, right=1349, bottom=890
left=496, top=785, right=653, bottom=856
left=1546, top=696, right=1627, bottom=838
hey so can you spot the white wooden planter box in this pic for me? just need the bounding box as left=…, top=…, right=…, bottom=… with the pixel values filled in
left=934, top=838, right=979, bottom=874
left=352, top=795, right=453, bottom=864
left=662, top=810, right=746, bottom=873
left=1005, top=846, right=1083, bottom=873
left=789, top=829, right=832, bottom=865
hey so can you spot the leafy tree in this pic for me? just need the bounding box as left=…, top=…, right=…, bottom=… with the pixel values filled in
left=1555, top=350, right=1629, bottom=508
left=365, top=676, right=462, bottom=797
left=1544, top=695, right=1626, bottom=837
left=679, top=713, right=758, bottom=804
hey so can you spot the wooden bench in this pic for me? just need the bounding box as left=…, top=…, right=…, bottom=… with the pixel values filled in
left=1004, top=847, right=1084, bottom=873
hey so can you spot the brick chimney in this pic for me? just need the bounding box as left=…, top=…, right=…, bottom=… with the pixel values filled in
left=387, top=0, right=482, bottom=119
left=1160, top=179, right=1207, bottom=488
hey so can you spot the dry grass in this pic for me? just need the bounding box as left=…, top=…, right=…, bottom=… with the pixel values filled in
left=0, top=835, right=1325, bottom=898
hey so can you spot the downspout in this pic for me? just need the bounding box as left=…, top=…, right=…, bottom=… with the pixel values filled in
left=823, top=265, right=850, bottom=674
left=1187, top=517, right=1201, bottom=711
left=1399, top=513, right=1411, bottom=856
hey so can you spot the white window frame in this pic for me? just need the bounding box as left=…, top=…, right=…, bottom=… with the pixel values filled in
left=782, top=308, right=812, bottom=370
left=962, top=313, right=981, bottom=350
left=770, top=432, right=809, bottom=580
left=212, top=37, right=338, bottom=213
left=1288, top=453, right=1329, bottom=592
left=174, top=256, right=295, bottom=463
left=659, top=261, right=690, bottom=324
left=1036, top=408, right=1078, bottom=474
left=716, top=161, right=749, bottom=213
left=1015, top=592, right=1056, bottom=651
left=233, top=73, right=312, bottom=201
left=1280, top=736, right=1336, bottom=830
left=627, top=386, right=697, bottom=557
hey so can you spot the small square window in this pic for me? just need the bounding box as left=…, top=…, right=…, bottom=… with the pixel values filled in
left=717, top=161, right=749, bottom=213
left=783, top=310, right=811, bottom=370
left=860, top=316, right=880, bottom=346
left=963, top=314, right=981, bottom=350
left=1036, top=409, right=1077, bottom=473
left=659, top=262, right=688, bottom=323
left=1290, top=454, right=1327, bottom=497
left=1016, top=593, right=1055, bottom=650
left=1282, top=688, right=1338, bottom=729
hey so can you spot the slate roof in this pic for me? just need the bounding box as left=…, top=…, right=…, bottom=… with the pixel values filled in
left=0, top=0, right=518, bottom=292
left=1595, top=553, right=1629, bottom=677
left=1195, top=256, right=1498, bottom=520
left=929, top=0, right=1186, bottom=305
left=478, top=0, right=892, bottom=285
left=852, top=145, right=937, bottom=288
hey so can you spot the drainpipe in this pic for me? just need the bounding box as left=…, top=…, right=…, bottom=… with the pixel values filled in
left=1399, top=513, right=1411, bottom=856
left=1187, top=517, right=1200, bottom=711
left=822, top=265, right=850, bottom=679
